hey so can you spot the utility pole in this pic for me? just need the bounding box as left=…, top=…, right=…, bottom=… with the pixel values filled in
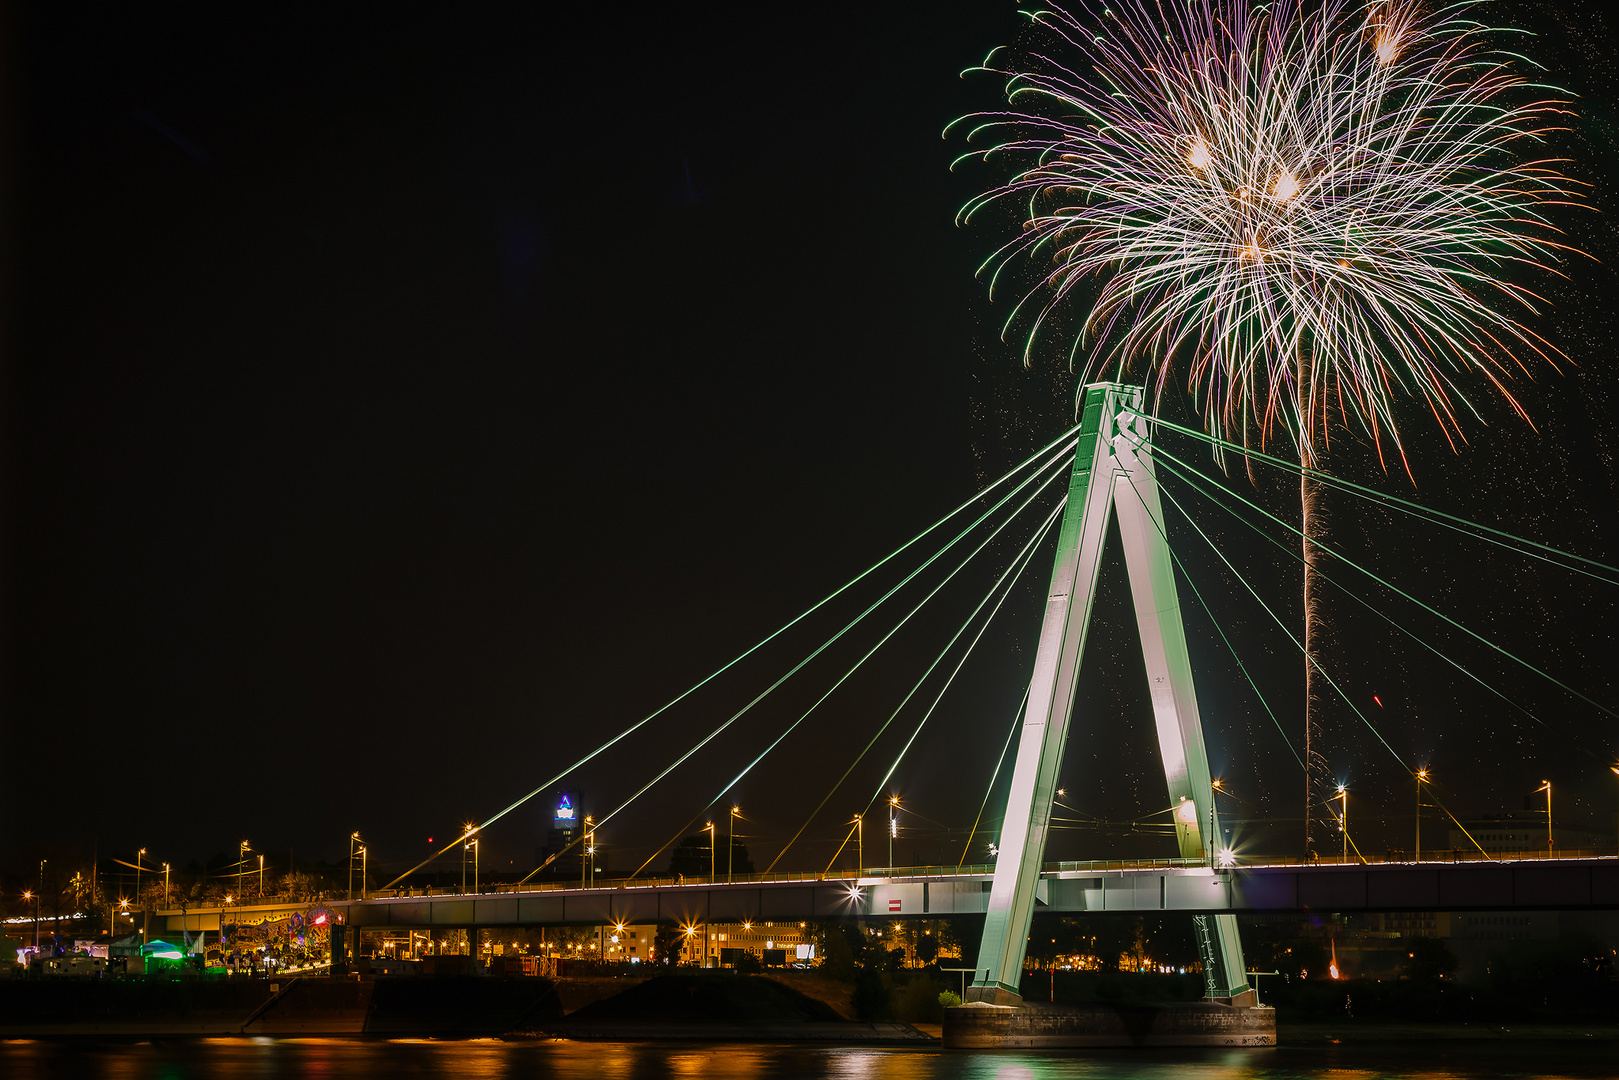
left=36, top=859, right=46, bottom=951
left=582, top=817, right=592, bottom=889
left=889, top=797, right=899, bottom=867
left=1337, top=786, right=1348, bottom=862
left=729, top=806, right=738, bottom=883
left=1416, top=770, right=1427, bottom=862
left=1539, top=781, right=1553, bottom=852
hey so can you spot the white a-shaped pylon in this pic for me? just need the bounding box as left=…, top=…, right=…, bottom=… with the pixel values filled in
left=967, top=383, right=1249, bottom=1005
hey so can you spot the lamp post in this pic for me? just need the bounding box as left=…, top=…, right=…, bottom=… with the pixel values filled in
left=582, top=817, right=593, bottom=889
left=463, top=839, right=475, bottom=894
left=462, top=824, right=477, bottom=893
left=349, top=833, right=362, bottom=902
left=1336, top=785, right=1348, bottom=862
left=23, top=890, right=36, bottom=953
left=856, top=815, right=863, bottom=872
left=729, top=806, right=739, bottom=883
left=136, top=849, right=145, bottom=904
left=360, top=846, right=368, bottom=900
left=1415, top=770, right=1428, bottom=862
left=238, top=842, right=250, bottom=900
left=1211, top=779, right=1235, bottom=864
left=163, top=863, right=171, bottom=906
left=258, top=854, right=264, bottom=898
left=705, top=822, right=715, bottom=882
left=889, top=797, right=899, bottom=867
left=37, top=859, right=46, bottom=949
left=1534, top=777, right=1547, bottom=854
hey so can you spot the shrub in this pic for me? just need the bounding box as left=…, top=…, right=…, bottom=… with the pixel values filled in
left=938, top=990, right=962, bottom=1008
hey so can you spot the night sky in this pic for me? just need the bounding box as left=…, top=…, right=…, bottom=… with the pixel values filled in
left=4, top=1, right=1618, bottom=889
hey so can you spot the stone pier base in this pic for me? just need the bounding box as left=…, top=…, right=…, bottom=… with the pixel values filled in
left=942, top=996, right=1276, bottom=1049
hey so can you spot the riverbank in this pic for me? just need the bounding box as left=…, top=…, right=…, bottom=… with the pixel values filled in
left=1279, top=1021, right=1619, bottom=1044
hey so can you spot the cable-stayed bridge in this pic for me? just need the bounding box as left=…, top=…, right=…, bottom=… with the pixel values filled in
left=154, top=383, right=1619, bottom=1030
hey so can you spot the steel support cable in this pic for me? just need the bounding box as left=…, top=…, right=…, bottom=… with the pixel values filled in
left=766, top=496, right=1067, bottom=874
left=861, top=498, right=1065, bottom=816
left=1124, top=409, right=1619, bottom=587
left=1147, top=466, right=1492, bottom=858
left=380, top=427, right=1080, bottom=890
left=1136, top=431, right=1619, bottom=724
left=1109, top=458, right=1306, bottom=770
left=1141, top=442, right=1600, bottom=761
left=607, top=451, right=1072, bottom=858
left=621, top=466, right=1070, bottom=879
left=960, top=687, right=1029, bottom=866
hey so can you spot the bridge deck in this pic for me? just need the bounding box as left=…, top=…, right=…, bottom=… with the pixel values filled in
left=155, top=853, right=1619, bottom=932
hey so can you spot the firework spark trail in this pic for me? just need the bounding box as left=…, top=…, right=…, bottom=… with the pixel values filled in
left=953, top=0, right=1584, bottom=855
left=953, top=0, right=1581, bottom=468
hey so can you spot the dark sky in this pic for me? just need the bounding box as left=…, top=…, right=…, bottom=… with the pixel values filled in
left=4, top=1, right=1618, bottom=888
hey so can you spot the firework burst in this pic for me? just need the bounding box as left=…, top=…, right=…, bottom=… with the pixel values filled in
left=954, top=0, right=1583, bottom=465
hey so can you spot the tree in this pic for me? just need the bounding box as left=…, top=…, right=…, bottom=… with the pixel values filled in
left=666, top=836, right=715, bottom=878
left=917, top=934, right=940, bottom=967
left=651, top=922, right=684, bottom=967
left=814, top=921, right=865, bottom=981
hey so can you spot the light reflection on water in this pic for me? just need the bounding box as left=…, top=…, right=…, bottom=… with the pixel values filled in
left=1, top=1038, right=1615, bottom=1080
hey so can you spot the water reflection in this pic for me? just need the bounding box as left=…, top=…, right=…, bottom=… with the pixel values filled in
left=2, top=1038, right=1615, bottom=1080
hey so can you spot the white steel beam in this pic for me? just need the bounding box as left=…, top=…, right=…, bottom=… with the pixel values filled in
left=967, top=383, right=1249, bottom=1004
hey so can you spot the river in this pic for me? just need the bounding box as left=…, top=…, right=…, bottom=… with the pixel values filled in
left=4, top=1036, right=1618, bottom=1079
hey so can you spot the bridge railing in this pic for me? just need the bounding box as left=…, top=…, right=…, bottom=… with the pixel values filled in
left=360, top=864, right=998, bottom=900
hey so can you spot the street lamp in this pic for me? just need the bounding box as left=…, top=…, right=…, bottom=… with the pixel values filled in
left=705, top=822, right=715, bottom=882
left=349, top=832, right=363, bottom=901
left=582, top=817, right=593, bottom=890
left=238, top=842, right=250, bottom=900
left=163, top=863, right=171, bottom=906
left=1415, top=770, right=1428, bottom=862
left=855, top=815, right=863, bottom=872
left=729, top=806, right=739, bottom=883
left=889, top=797, right=899, bottom=868
left=462, top=824, right=478, bottom=893
left=23, top=890, right=37, bottom=953
left=1534, top=777, right=1547, bottom=854
left=36, top=859, right=46, bottom=949
left=463, top=839, right=476, bottom=894
left=258, top=854, right=264, bottom=898
left=1336, top=785, right=1348, bottom=862
left=136, top=849, right=146, bottom=904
